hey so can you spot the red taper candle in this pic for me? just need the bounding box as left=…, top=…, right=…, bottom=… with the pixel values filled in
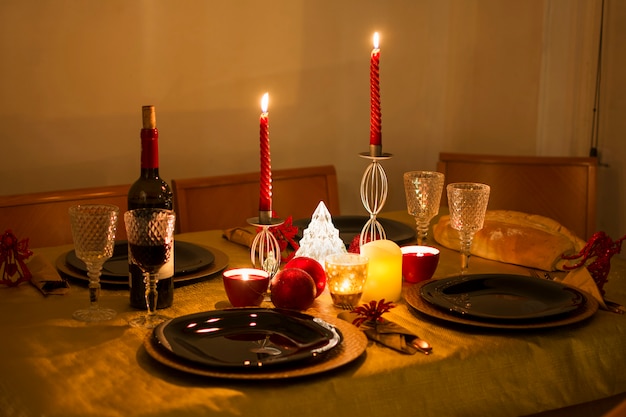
left=369, top=32, right=382, bottom=156
left=259, top=92, right=272, bottom=223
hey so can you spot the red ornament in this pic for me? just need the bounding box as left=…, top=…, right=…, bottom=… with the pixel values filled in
left=0, top=230, right=33, bottom=287
left=561, top=231, right=626, bottom=296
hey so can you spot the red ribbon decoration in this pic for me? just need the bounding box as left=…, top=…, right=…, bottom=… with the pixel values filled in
left=0, top=230, right=33, bottom=287
left=562, top=231, right=626, bottom=296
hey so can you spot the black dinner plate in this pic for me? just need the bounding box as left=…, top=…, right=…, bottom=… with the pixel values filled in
left=293, top=215, right=416, bottom=247
left=65, top=241, right=215, bottom=280
left=153, top=308, right=342, bottom=369
left=420, top=274, right=587, bottom=321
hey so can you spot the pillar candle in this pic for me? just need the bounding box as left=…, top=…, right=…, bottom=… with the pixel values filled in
left=259, top=92, right=272, bottom=215
left=369, top=32, right=382, bottom=152
left=359, top=239, right=402, bottom=302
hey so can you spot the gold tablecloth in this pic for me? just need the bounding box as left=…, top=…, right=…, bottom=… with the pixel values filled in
left=0, top=211, right=625, bottom=417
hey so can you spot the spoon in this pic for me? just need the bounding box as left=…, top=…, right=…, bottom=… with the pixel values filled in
left=411, top=337, right=432, bottom=355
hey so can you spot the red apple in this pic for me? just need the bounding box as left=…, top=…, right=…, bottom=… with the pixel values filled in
left=285, top=256, right=327, bottom=298
left=270, top=268, right=316, bottom=310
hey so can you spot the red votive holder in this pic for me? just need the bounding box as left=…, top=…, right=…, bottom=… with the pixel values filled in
left=223, top=268, right=270, bottom=307
left=401, top=246, right=440, bottom=283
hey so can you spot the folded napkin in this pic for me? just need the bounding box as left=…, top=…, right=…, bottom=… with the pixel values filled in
left=28, top=255, right=70, bottom=296
left=223, top=227, right=256, bottom=248
left=338, top=311, right=422, bottom=355
left=558, top=267, right=624, bottom=313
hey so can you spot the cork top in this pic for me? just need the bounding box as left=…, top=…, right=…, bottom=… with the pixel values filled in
left=142, top=105, right=156, bottom=129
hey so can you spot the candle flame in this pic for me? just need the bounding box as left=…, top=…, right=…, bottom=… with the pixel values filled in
left=373, top=32, right=380, bottom=49
left=261, top=92, right=269, bottom=113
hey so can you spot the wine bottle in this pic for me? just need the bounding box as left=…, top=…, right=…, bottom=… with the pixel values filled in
left=127, top=105, right=175, bottom=310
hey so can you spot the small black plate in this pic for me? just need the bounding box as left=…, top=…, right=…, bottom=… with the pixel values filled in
left=66, top=241, right=215, bottom=280
left=420, top=274, right=587, bottom=321
left=293, top=215, right=416, bottom=247
left=154, top=308, right=342, bottom=369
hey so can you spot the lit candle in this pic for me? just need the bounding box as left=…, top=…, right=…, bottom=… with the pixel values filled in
left=223, top=268, right=270, bottom=307
left=401, top=245, right=440, bottom=283
left=259, top=92, right=272, bottom=222
left=369, top=32, right=382, bottom=156
left=360, top=239, right=402, bottom=302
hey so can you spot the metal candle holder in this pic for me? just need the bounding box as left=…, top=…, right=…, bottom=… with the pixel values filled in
left=359, top=150, right=392, bottom=246
left=247, top=216, right=284, bottom=277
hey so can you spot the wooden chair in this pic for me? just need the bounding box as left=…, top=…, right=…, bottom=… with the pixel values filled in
left=172, top=165, right=340, bottom=233
left=436, top=153, right=597, bottom=239
left=0, top=184, right=130, bottom=248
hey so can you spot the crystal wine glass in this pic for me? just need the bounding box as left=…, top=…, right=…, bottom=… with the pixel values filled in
left=403, top=171, right=445, bottom=245
left=124, top=208, right=176, bottom=329
left=68, top=204, right=119, bottom=322
left=446, top=182, right=490, bottom=273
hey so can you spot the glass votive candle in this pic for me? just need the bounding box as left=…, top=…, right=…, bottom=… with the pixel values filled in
left=222, top=268, right=270, bottom=307
left=401, top=245, right=440, bottom=283
left=324, top=253, right=369, bottom=308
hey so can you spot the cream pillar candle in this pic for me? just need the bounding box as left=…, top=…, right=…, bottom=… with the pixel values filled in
left=360, top=239, right=402, bottom=302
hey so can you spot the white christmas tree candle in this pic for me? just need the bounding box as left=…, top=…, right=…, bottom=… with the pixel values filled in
left=359, top=239, right=403, bottom=302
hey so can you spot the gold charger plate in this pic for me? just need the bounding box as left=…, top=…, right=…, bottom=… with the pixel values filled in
left=404, top=279, right=599, bottom=329
left=56, top=244, right=229, bottom=286
left=143, top=314, right=368, bottom=380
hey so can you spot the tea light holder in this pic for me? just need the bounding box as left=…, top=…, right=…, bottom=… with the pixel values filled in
left=223, top=268, right=270, bottom=307
left=247, top=216, right=284, bottom=277
left=401, top=245, right=440, bottom=283
left=359, top=152, right=392, bottom=246
left=325, top=253, right=369, bottom=309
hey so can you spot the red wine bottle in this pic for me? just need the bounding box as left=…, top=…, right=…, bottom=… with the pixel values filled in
left=127, top=105, right=174, bottom=310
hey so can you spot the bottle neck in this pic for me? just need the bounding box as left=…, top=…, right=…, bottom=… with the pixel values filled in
left=140, top=128, right=160, bottom=175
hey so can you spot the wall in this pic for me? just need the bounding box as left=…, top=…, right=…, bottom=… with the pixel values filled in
left=1, top=0, right=623, bottom=242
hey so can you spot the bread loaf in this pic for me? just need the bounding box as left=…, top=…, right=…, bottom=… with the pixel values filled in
left=433, top=210, right=586, bottom=271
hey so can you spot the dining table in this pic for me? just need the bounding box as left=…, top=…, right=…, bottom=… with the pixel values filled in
left=1, top=210, right=625, bottom=417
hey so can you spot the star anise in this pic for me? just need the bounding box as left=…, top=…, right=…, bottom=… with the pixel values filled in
left=351, top=299, right=395, bottom=327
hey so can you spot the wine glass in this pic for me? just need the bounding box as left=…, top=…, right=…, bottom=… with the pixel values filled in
left=403, top=171, right=445, bottom=245
left=446, top=182, right=490, bottom=273
left=68, top=204, right=119, bottom=322
left=124, top=208, right=176, bottom=329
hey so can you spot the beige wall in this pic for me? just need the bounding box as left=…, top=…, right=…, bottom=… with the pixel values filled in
left=1, top=0, right=623, bottom=241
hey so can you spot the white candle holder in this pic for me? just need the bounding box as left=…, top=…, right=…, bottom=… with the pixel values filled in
left=358, top=151, right=392, bottom=246
left=247, top=216, right=284, bottom=277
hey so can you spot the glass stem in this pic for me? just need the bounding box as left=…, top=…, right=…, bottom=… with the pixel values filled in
left=459, top=231, right=474, bottom=273
left=144, top=273, right=158, bottom=317
left=85, top=263, right=103, bottom=310
left=416, top=219, right=429, bottom=245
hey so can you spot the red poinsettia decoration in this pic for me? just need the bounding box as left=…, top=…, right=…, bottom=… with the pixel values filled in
left=561, top=231, right=626, bottom=296
left=347, top=232, right=383, bottom=254
left=0, top=230, right=33, bottom=287
left=257, top=214, right=300, bottom=263
left=351, top=299, right=396, bottom=327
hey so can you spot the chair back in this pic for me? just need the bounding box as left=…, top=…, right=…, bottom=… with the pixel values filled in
left=0, top=185, right=130, bottom=248
left=172, top=165, right=340, bottom=233
left=436, top=153, right=597, bottom=239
